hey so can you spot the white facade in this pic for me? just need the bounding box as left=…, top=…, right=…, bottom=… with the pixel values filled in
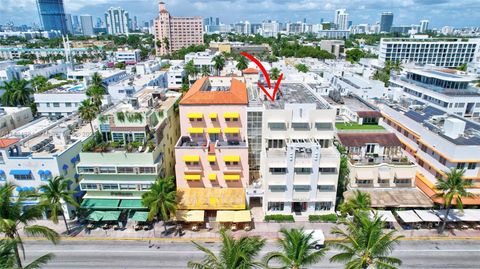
left=105, top=7, right=129, bottom=35
left=107, top=71, right=167, bottom=101
left=184, top=50, right=217, bottom=74
left=20, top=62, right=67, bottom=80
left=167, top=64, right=185, bottom=89
left=261, top=21, right=280, bottom=37
left=67, top=69, right=128, bottom=86
left=334, top=9, right=349, bottom=30
left=80, top=15, right=94, bottom=36
left=114, top=49, right=141, bottom=63
left=34, top=85, right=89, bottom=117
left=0, top=107, right=33, bottom=136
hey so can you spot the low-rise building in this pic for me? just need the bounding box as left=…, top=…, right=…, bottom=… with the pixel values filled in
left=67, top=69, right=128, bottom=86
left=114, top=49, right=141, bottom=64
left=320, top=40, right=345, bottom=58
left=107, top=71, right=167, bottom=101
left=34, top=84, right=90, bottom=118
left=167, top=64, right=185, bottom=89
left=0, top=107, right=33, bottom=136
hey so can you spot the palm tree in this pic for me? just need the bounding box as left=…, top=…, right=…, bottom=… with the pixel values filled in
left=38, top=176, right=79, bottom=235
left=264, top=228, right=327, bottom=269
left=212, top=55, right=225, bottom=75
left=0, top=79, right=33, bottom=106
left=188, top=229, right=266, bottom=269
left=391, top=61, right=403, bottom=74
left=201, top=65, right=210, bottom=77
left=90, top=72, right=104, bottom=89
left=270, top=67, right=280, bottom=80
left=78, top=99, right=99, bottom=135
left=236, top=56, right=248, bottom=72
left=86, top=86, right=105, bottom=109
left=330, top=212, right=403, bottom=269
left=141, top=176, right=176, bottom=233
left=163, top=37, right=170, bottom=51
left=0, top=239, right=54, bottom=269
left=0, top=183, right=60, bottom=268
left=184, top=60, right=199, bottom=82
left=30, top=76, right=48, bottom=92
left=434, top=168, right=475, bottom=233
left=339, top=190, right=371, bottom=216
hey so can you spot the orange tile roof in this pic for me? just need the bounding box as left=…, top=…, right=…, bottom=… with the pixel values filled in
left=180, top=77, right=248, bottom=105
left=0, top=138, right=20, bottom=148
left=243, top=68, right=259, bottom=74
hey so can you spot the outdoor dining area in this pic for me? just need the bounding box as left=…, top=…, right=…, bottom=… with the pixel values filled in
left=86, top=211, right=122, bottom=230
left=216, top=210, right=252, bottom=231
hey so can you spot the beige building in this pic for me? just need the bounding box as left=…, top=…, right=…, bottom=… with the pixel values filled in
left=155, top=2, right=204, bottom=56
left=0, top=107, right=33, bottom=136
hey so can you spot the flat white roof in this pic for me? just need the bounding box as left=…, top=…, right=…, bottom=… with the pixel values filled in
left=396, top=210, right=422, bottom=223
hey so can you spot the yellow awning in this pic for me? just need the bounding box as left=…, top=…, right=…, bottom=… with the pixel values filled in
left=175, top=210, right=205, bottom=222
left=224, top=128, right=240, bottom=134
left=185, top=174, right=201, bottom=180
left=233, top=210, right=251, bottom=222
left=208, top=173, right=217, bottom=181
left=183, top=155, right=200, bottom=162
left=223, top=156, right=240, bottom=162
left=207, top=128, right=221, bottom=134
left=176, top=188, right=246, bottom=210
left=224, top=112, right=240, bottom=118
left=208, top=155, right=216, bottom=162
left=224, top=174, right=240, bottom=180
left=209, top=113, right=218, bottom=118
left=187, top=113, right=203, bottom=119
left=216, top=211, right=235, bottom=222
left=188, top=128, right=204, bottom=134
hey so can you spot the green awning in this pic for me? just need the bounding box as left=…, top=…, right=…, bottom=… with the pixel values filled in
left=81, top=199, right=120, bottom=209
left=101, top=211, right=121, bottom=221
left=87, top=211, right=104, bottom=222
left=131, top=211, right=149, bottom=222
left=119, top=199, right=146, bottom=209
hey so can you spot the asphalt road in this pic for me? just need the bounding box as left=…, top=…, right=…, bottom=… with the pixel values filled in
left=23, top=239, right=480, bottom=269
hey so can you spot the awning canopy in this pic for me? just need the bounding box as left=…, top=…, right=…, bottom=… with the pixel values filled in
left=216, top=211, right=235, bottom=222
left=87, top=211, right=104, bottom=222
left=396, top=210, right=422, bottom=223
left=176, top=210, right=205, bottom=222
left=395, top=170, right=413, bottom=179
left=183, top=155, right=200, bottom=162
left=208, top=173, right=217, bottom=181
left=207, top=128, right=221, bottom=134
left=101, top=211, right=121, bottom=221
left=223, top=156, right=240, bottom=162
left=233, top=210, right=251, bottom=222
left=224, top=112, right=240, bottom=118
left=224, top=128, right=240, bottom=134
left=209, top=113, right=218, bottom=119
left=344, top=189, right=433, bottom=208
left=208, top=155, right=216, bottom=162
left=187, top=113, right=203, bottom=119
left=119, top=199, right=146, bottom=209
left=176, top=188, right=245, bottom=210
left=356, top=170, right=374, bottom=180
left=185, top=174, right=201, bottom=180
left=9, top=170, right=31, bottom=176
left=378, top=169, right=393, bottom=180
left=371, top=210, right=397, bottom=222
left=131, top=211, right=149, bottom=222
left=81, top=199, right=120, bottom=209
left=188, top=128, right=204, bottom=134
left=224, top=174, right=240, bottom=180
left=414, top=210, right=441, bottom=222
left=437, top=209, right=480, bottom=222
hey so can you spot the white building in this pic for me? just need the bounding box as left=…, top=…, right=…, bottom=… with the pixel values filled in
left=167, top=64, right=185, bottom=89
left=105, top=7, right=129, bottom=35
left=0, top=107, right=33, bottom=136
left=67, top=69, right=128, bottom=86
left=184, top=50, right=217, bottom=75
left=419, top=20, right=429, bottom=33
left=0, top=115, right=92, bottom=219
left=334, top=9, right=349, bottom=30
left=80, top=15, right=94, bottom=36
left=20, top=62, right=68, bottom=80
left=114, top=49, right=141, bottom=63
left=379, top=37, right=480, bottom=67
left=107, top=71, right=167, bottom=101
left=246, top=83, right=340, bottom=217
left=34, top=84, right=90, bottom=117
left=261, top=21, right=280, bottom=37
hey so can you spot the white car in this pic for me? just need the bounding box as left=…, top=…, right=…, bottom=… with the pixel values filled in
left=304, top=229, right=325, bottom=249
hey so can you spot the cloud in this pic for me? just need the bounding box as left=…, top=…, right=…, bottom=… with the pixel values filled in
left=0, top=0, right=478, bottom=28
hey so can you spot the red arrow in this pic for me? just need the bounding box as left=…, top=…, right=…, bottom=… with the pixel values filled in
left=240, top=52, right=283, bottom=102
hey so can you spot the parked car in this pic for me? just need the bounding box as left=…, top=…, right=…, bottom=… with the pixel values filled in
left=304, top=229, right=325, bottom=249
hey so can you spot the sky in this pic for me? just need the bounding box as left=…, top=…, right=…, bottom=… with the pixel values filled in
left=1, top=0, right=479, bottom=28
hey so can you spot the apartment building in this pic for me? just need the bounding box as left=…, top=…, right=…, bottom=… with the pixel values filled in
left=247, top=83, right=340, bottom=217
left=184, top=50, right=218, bottom=75
left=0, top=47, right=103, bottom=60
left=155, top=2, right=203, bottom=55
left=0, top=115, right=92, bottom=219
left=379, top=101, right=480, bottom=205
left=390, top=66, right=480, bottom=119
left=114, top=49, right=141, bottom=64
left=78, top=88, right=181, bottom=212
left=174, top=77, right=249, bottom=216
left=0, top=107, right=33, bottom=136
left=167, top=64, right=185, bottom=89
left=379, top=37, right=480, bottom=67
left=34, top=84, right=90, bottom=117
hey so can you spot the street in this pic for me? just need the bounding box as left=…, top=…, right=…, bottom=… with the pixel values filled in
left=23, top=239, right=480, bottom=269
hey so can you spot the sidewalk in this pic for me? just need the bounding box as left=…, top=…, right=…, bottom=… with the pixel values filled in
left=19, top=219, right=480, bottom=241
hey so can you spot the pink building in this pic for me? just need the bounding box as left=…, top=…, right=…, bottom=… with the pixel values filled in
left=175, top=77, right=249, bottom=213
left=155, top=2, right=204, bottom=56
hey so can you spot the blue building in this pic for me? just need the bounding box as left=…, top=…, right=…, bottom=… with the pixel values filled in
left=36, top=0, right=68, bottom=35
left=380, top=12, right=394, bottom=33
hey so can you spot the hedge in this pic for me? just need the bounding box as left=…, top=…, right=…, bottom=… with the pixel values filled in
left=264, top=214, right=295, bottom=222
left=308, top=214, right=338, bottom=223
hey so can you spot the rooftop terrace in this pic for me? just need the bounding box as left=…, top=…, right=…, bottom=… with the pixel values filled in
left=263, top=83, right=330, bottom=110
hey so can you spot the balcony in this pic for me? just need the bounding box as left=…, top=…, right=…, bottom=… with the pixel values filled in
left=216, top=140, right=247, bottom=148
left=176, top=136, right=209, bottom=149
left=349, top=154, right=413, bottom=166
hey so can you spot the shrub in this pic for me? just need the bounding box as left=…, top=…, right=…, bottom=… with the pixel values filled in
left=264, top=214, right=295, bottom=222
left=308, top=214, right=338, bottom=223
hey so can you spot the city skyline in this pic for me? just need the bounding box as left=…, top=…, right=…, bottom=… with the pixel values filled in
left=1, top=0, right=480, bottom=28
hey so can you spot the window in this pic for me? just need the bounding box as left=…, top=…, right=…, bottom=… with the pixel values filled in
left=267, top=139, right=285, bottom=149
left=394, top=178, right=411, bottom=184
left=319, top=167, right=336, bottom=174
left=225, top=161, right=239, bottom=166
left=140, top=184, right=152, bottom=190
left=102, top=184, right=119, bottom=190
left=468, top=163, right=477, bottom=170
left=119, top=184, right=137, bottom=190
left=356, top=179, right=371, bottom=185
left=269, top=185, right=286, bottom=192
left=293, top=185, right=311, bottom=191
left=65, top=103, right=72, bottom=107
left=439, top=156, right=447, bottom=165
left=291, top=122, right=309, bottom=130
left=317, top=185, right=335, bottom=192
left=53, top=103, right=60, bottom=107
left=98, top=167, right=116, bottom=174
left=366, top=144, right=375, bottom=154
left=268, top=122, right=286, bottom=130
left=457, top=163, right=466, bottom=169
left=117, top=167, right=135, bottom=173
left=268, top=202, right=284, bottom=211
left=81, top=183, right=98, bottom=190
left=14, top=174, right=33, bottom=180
left=78, top=167, right=95, bottom=173
left=270, top=167, right=287, bottom=174
left=138, top=167, right=156, bottom=174
left=315, top=122, right=332, bottom=130
left=315, top=201, right=332, bottom=211
left=294, top=168, right=312, bottom=174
